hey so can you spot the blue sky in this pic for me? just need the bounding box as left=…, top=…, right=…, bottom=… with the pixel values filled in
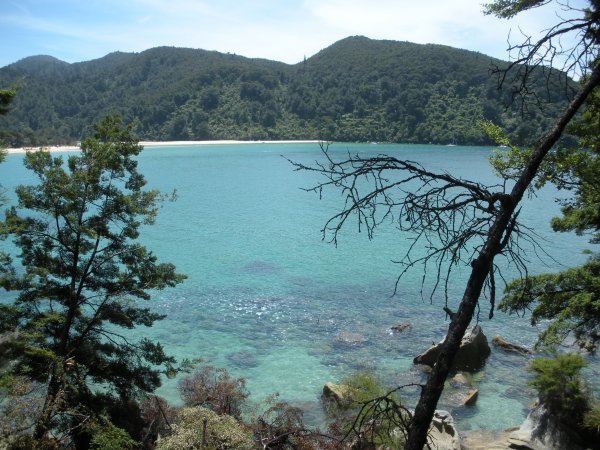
left=0, top=0, right=588, bottom=68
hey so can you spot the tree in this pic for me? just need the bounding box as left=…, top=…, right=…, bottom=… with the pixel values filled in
left=292, top=2, right=599, bottom=448
left=0, top=115, right=186, bottom=447
left=496, top=84, right=600, bottom=352
left=0, top=86, right=15, bottom=162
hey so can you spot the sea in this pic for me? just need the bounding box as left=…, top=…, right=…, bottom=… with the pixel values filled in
left=0, top=142, right=595, bottom=431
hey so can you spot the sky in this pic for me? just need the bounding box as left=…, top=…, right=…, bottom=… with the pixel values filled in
left=0, top=0, right=589, bottom=68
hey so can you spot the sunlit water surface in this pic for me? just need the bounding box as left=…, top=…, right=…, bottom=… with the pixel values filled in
left=1, top=143, right=595, bottom=430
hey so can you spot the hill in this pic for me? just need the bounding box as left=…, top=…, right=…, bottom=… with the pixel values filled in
left=0, top=36, right=574, bottom=146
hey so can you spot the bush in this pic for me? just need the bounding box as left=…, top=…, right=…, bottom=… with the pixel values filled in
left=251, top=394, right=338, bottom=449
left=156, top=406, right=254, bottom=450
left=89, top=421, right=137, bottom=450
left=527, top=353, right=588, bottom=423
left=178, top=365, right=249, bottom=419
left=324, top=372, right=408, bottom=448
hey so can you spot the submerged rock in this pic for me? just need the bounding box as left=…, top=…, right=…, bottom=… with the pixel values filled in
left=414, top=325, right=491, bottom=371
left=335, top=331, right=368, bottom=346
left=226, top=350, right=259, bottom=369
left=391, top=322, right=412, bottom=333
left=492, top=335, right=531, bottom=355
left=451, top=372, right=472, bottom=387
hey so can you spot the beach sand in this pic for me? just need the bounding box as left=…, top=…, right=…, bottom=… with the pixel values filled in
left=5, top=140, right=323, bottom=154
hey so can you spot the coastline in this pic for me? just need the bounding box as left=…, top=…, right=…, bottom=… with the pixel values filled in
left=5, top=140, right=323, bottom=154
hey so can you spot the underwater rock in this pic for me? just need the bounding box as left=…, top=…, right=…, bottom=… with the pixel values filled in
left=492, top=335, right=531, bottom=355
left=335, top=331, right=368, bottom=346
left=451, top=372, right=471, bottom=387
left=391, top=322, right=412, bottom=333
left=414, top=325, right=490, bottom=371
left=226, top=350, right=259, bottom=369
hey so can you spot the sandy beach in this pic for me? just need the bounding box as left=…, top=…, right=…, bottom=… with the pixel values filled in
left=5, top=140, right=323, bottom=154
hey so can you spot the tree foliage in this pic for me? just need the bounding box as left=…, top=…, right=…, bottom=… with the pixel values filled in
left=0, top=115, right=186, bottom=446
left=527, top=353, right=588, bottom=421
left=495, top=84, right=600, bottom=352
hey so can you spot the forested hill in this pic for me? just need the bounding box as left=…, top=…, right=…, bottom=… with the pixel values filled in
left=0, top=36, right=573, bottom=146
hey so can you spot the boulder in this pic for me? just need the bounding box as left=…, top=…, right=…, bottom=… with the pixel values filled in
left=427, top=410, right=461, bottom=450
left=414, top=325, right=490, bottom=371
left=492, top=335, right=531, bottom=355
left=322, top=382, right=351, bottom=407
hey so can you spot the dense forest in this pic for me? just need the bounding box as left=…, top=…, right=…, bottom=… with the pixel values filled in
left=0, top=36, right=575, bottom=146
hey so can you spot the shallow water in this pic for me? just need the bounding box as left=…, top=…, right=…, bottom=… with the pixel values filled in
left=0, top=143, right=594, bottom=430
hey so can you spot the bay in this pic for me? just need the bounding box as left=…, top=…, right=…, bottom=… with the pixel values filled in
left=0, top=142, right=592, bottom=430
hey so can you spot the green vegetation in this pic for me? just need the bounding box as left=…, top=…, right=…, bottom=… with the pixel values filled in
left=495, top=85, right=600, bottom=353
left=527, top=354, right=588, bottom=421
left=0, top=37, right=574, bottom=147
left=157, top=407, right=255, bottom=450
left=527, top=354, right=600, bottom=445
left=325, top=372, right=408, bottom=448
left=0, top=115, right=186, bottom=448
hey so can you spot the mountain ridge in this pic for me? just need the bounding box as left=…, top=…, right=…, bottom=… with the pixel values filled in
left=0, top=36, right=574, bottom=146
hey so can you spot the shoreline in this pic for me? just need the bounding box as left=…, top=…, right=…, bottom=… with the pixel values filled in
left=4, top=140, right=324, bottom=154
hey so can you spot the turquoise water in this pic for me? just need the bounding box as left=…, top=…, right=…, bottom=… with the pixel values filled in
left=0, top=143, right=593, bottom=430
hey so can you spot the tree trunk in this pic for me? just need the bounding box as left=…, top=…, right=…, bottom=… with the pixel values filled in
left=404, top=66, right=600, bottom=450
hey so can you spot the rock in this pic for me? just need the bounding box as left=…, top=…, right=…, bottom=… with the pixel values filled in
left=391, top=322, right=412, bottom=333
left=322, top=382, right=351, bottom=407
left=463, top=389, right=479, bottom=406
left=226, top=350, right=259, bottom=368
left=460, top=428, right=516, bottom=450
left=451, top=372, right=471, bottom=386
left=492, top=335, right=531, bottom=355
left=414, top=325, right=491, bottom=371
left=427, top=410, right=461, bottom=450
left=335, top=331, right=368, bottom=346
left=508, top=402, right=587, bottom=450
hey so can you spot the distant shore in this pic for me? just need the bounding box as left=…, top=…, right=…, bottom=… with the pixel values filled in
left=5, top=140, right=324, bottom=154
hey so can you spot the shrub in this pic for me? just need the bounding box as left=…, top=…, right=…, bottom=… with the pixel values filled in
left=527, top=353, right=588, bottom=423
left=178, top=365, right=249, bottom=419
left=324, top=372, right=408, bottom=448
left=251, top=394, right=339, bottom=450
left=89, top=421, right=137, bottom=450
left=156, top=406, right=254, bottom=450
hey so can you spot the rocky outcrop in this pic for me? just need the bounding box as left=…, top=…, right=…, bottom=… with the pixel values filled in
left=507, top=403, right=587, bottom=450
left=492, top=335, right=531, bottom=355
left=414, top=325, right=490, bottom=371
